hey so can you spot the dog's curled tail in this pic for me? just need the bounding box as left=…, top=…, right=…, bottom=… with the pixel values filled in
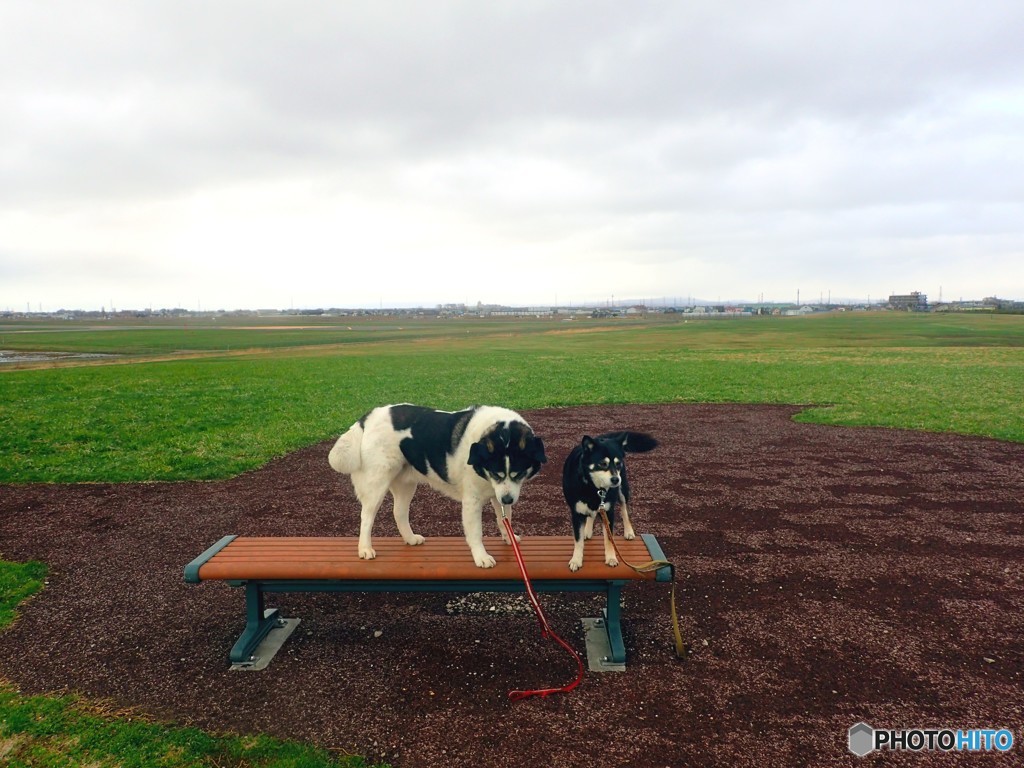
left=328, top=421, right=364, bottom=474
left=604, top=431, right=658, bottom=453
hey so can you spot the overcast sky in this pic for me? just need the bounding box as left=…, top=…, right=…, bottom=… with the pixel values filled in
left=2, top=1, right=1023, bottom=311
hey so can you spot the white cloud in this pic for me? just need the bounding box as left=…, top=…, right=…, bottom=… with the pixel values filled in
left=1, top=0, right=1023, bottom=310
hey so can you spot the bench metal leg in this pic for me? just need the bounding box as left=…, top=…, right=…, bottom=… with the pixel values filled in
left=230, top=582, right=284, bottom=665
left=604, top=581, right=626, bottom=664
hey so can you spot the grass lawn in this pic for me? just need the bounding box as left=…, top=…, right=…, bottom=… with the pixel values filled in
left=0, top=682, right=383, bottom=768
left=1, top=313, right=1022, bottom=483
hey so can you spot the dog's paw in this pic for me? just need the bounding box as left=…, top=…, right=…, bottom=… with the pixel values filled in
left=405, top=534, right=426, bottom=546
left=623, top=529, right=636, bottom=541
left=500, top=532, right=522, bottom=545
left=474, top=552, right=497, bottom=568
left=568, top=557, right=583, bottom=572
left=359, top=546, right=377, bottom=560
left=605, top=556, right=619, bottom=568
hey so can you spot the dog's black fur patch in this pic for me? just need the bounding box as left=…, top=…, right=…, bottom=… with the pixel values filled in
left=390, top=405, right=476, bottom=482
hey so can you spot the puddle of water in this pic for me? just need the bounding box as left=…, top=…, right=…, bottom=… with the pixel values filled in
left=0, top=350, right=120, bottom=364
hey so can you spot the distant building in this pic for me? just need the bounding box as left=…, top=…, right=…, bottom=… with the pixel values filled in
left=888, top=292, right=928, bottom=311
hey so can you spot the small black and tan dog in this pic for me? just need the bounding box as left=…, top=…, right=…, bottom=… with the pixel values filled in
left=561, top=431, right=658, bottom=571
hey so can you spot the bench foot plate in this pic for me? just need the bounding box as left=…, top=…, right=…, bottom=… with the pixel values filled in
left=230, top=613, right=300, bottom=671
left=581, top=617, right=626, bottom=672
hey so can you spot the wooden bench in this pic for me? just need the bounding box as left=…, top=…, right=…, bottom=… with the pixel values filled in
left=185, top=534, right=672, bottom=668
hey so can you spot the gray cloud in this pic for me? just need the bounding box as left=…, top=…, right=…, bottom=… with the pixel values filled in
left=2, top=0, right=1022, bottom=308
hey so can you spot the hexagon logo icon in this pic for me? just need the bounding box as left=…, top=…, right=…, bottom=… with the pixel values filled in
left=848, top=722, right=875, bottom=757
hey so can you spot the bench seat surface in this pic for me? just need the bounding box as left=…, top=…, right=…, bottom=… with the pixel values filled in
left=192, top=535, right=663, bottom=582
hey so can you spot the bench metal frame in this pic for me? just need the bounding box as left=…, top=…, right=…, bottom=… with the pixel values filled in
left=185, top=534, right=671, bottom=667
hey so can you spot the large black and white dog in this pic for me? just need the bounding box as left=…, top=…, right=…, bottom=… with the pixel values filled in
left=329, top=404, right=547, bottom=568
left=562, top=431, right=658, bottom=571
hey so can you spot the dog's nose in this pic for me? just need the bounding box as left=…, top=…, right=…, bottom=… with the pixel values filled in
left=609, top=475, right=621, bottom=487
left=501, top=493, right=515, bottom=505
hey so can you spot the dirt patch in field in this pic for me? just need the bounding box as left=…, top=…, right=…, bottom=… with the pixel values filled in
left=2, top=404, right=1023, bottom=767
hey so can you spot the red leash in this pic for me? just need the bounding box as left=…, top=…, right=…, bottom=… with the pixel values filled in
left=500, top=509, right=585, bottom=701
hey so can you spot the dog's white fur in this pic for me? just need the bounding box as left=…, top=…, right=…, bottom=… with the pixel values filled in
left=329, top=405, right=539, bottom=568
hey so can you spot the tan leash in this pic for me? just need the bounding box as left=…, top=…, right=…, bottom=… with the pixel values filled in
left=598, top=505, right=686, bottom=659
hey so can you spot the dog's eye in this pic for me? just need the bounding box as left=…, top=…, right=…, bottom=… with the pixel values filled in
left=490, top=471, right=507, bottom=481
left=511, top=470, right=527, bottom=480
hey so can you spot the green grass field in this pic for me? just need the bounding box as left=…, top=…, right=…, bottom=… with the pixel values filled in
left=1, top=312, right=1022, bottom=483
left=0, top=677, right=381, bottom=768
left=1, top=310, right=1022, bottom=765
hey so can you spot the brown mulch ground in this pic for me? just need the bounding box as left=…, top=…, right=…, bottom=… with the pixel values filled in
left=2, top=404, right=1023, bottom=767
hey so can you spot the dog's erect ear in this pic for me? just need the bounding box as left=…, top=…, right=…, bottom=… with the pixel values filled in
left=581, top=435, right=596, bottom=453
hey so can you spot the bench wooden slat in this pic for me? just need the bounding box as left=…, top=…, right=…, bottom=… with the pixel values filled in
left=192, top=535, right=663, bottom=583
